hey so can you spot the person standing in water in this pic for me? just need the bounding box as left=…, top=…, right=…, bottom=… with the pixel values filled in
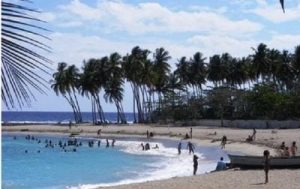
left=193, top=155, right=199, bottom=175
left=178, top=142, right=182, bottom=155
left=112, top=139, right=116, bottom=147
left=187, top=141, right=195, bottom=154
left=106, top=139, right=110, bottom=148
left=190, top=128, right=193, bottom=139
left=263, top=150, right=270, bottom=184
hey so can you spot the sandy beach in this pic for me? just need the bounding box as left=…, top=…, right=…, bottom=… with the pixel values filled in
left=2, top=124, right=300, bottom=189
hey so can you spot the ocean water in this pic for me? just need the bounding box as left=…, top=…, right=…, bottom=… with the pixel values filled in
left=2, top=133, right=227, bottom=189
left=1, top=111, right=135, bottom=124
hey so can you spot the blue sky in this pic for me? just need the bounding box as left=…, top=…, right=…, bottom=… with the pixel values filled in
left=2, top=0, right=300, bottom=112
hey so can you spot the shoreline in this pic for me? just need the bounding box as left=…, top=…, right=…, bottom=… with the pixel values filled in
left=2, top=124, right=300, bottom=189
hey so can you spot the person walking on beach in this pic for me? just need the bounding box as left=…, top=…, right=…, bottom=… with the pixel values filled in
left=178, top=142, right=182, bottom=155
left=190, top=128, right=193, bottom=139
left=97, top=129, right=101, bottom=137
left=263, top=150, right=270, bottom=184
left=187, top=141, right=195, bottom=154
left=221, top=135, right=227, bottom=149
left=252, top=128, right=257, bottom=140
left=193, top=155, right=199, bottom=175
left=291, top=141, right=297, bottom=156
left=68, top=120, right=72, bottom=130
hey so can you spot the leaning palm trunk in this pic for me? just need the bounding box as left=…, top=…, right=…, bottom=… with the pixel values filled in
left=63, top=95, right=78, bottom=123
left=67, top=92, right=80, bottom=123
left=130, top=83, right=137, bottom=123
left=72, top=88, right=82, bottom=122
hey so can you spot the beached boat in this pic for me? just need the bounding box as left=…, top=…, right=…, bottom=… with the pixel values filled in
left=228, top=154, right=300, bottom=169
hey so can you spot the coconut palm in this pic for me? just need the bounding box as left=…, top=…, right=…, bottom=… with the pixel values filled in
left=79, top=58, right=106, bottom=124
left=51, top=63, right=82, bottom=123
left=207, top=54, right=229, bottom=87
left=189, top=52, right=207, bottom=97
left=251, top=43, right=271, bottom=83
left=175, top=57, right=190, bottom=87
left=104, top=52, right=127, bottom=124
left=1, top=0, right=52, bottom=109
left=122, top=46, right=151, bottom=123
left=152, top=47, right=171, bottom=111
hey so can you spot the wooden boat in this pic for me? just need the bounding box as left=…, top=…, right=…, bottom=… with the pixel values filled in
left=228, top=154, right=300, bottom=169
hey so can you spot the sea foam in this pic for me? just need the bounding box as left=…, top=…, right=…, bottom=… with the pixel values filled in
left=69, top=140, right=216, bottom=189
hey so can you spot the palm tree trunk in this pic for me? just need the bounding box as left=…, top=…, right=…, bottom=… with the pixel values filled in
left=72, top=88, right=82, bottom=122
left=131, top=82, right=137, bottom=123
left=63, top=95, right=78, bottom=123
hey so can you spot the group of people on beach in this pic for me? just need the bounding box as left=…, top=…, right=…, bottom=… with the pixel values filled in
left=279, top=141, right=297, bottom=157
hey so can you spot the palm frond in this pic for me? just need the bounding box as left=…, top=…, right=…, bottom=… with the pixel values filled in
left=1, top=0, right=52, bottom=109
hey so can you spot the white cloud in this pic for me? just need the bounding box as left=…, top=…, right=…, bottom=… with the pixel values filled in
left=249, top=2, right=300, bottom=23
left=48, top=32, right=202, bottom=68
left=268, top=34, right=300, bottom=50
left=187, top=33, right=300, bottom=58
left=187, top=35, right=257, bottom=57
left=59, top=0, right=103, bottom=20
left=52, top=0, right=262, bottom=35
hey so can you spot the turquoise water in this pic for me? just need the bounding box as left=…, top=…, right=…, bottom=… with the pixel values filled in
left=2, top=134, right=162, bottom=189
left=2, top=134, right=227, bottom=189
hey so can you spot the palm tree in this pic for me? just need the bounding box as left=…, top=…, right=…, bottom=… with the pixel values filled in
left=189, top=52, right=207, bottom=97
left=175, top=57, right=190, bottom=87
left=122, top=46, right=150, bottom=123
left=152, top=47, right=171, bottom=112
left=251, top=43, right=271, bottom=83
left=292, top=45, right=300, bottom=90
left=207, top=54, right=228, bottom=87
left=1, top=0, right=52, bottom=109
left=51, top=63, right=82, bottom=123
left=65, top=65, right=82, bottom=122
left=79, top=58, right=106, bottom=124
left=104, top=52, right=127, bottom=124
